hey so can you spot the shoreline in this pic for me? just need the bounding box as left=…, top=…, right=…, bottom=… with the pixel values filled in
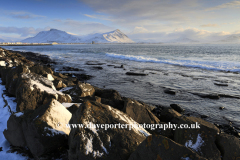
left=0, top=47, right=239, bottom=159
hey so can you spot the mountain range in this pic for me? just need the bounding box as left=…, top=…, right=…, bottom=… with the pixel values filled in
left=21, top=29, right=134, bottom=43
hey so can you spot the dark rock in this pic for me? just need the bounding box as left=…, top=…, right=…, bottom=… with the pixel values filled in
left=3, top=112, right=27, bottom=147
left=126, top=72, right=148, bottom=76
left=30, top=65, right=53, bottom=75
left=74, top=73, right=93, bottom=81
left=53, top=80, right=63, bottom=89
left=122, top=98, right=160, bottom=125
left=86, top=61, right=105, bottom=65
left=194, top=92, right=220, bottom=99
left=214, top=82, right=228, bottom=86
left=94, top=88, right=122, bottom=101
left=128, top=134, right=207, bottom=160
left=215, top=133, right=240, bottom=160
left=219, top=107, right=225, bottom=110
left=164, top=89, right=176, bottom=95
left=68, top=101, right=150, bottom=160
left=92, top=66, right=103, bottom=70
left=160, top=108, right=182, bottom=122
left=201, top=115, right=209, bottom=118
left=174, top=116, right=221, bottom=160
left=170, top=104, right=185, bottom=113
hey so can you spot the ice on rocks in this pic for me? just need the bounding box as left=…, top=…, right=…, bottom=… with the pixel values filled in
left=14, top=112, right=24, bottom=117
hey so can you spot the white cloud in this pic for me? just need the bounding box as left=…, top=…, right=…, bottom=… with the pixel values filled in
left=0, top=26, right=49, bottom=37
left=206, top=0, right=240, bottom=11
left=200, top=24, right=219, bottom=27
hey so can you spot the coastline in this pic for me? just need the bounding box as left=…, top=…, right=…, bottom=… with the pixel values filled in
left=0, top=47, right=239, bottom=159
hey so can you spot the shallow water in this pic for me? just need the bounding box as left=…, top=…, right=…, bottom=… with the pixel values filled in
left=3, top=44, right=240, bottom=129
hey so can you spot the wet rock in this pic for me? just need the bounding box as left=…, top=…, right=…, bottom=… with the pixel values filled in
left=215, top=133, right=240, bottom=160
left=68, top=101, right=150, bottom=160
left=164, top=89, right=176, bottom=95
left=92, top=66, right=103, bottom=70
left=114, top=65, right=124, bottom=68
left=128, top=134, right=207, bottom=160
left=194, top=92, right=220, bottom=99
left=219, top=106, right=225, bottom=110
left=86, top=61, right=105, bottom=65
left=174, top=116, right=221, bottom=160
left=170, top=104, right=185, bottom=113
left=126, top=72, right=148, bottom=76
left=214, top=82, right=228, bottom=86
left=122, top=98, right=160, bottom=125
left=201, top=115, right=209, bottom=118
left=74, top=73, right=93, bottom=81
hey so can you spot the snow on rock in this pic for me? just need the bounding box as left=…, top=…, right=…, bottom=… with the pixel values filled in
left=62, top=103, right=81, bottom=108
left=14, top=112, right=24, bottom=117
left=185, top=134, right=204, bottom=153
left=0, top=61, right=6, bottom=66
left=47, top=74, right=54, bottom=81
left=0, top=78, right=28, bottom=159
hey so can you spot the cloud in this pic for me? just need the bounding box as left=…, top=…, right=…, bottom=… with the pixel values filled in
left=200, top=24, right=219, bottom=27
left=0, top=26, right=49, bottom=37
left=6, top=11, right=45, bottom=19
left=128, top=28, right=232, bottom=42
left=56, top=19, right=115, bottom=35
left=79, top=0, right=201, bottom=26
left=206, top=0, right=240, bottom=11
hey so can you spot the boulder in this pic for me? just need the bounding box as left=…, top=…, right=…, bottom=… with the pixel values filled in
left=128, top=134, right=207, bottom=160
left=29, top=65, right=53, bottom=75
left=170, top=104, right=185, bottom=113
left=160, top=108, right=182, bottom=122
left=122, top=98, right=160, bottom=125
left=215, top=133, right=240, bottom=160
left=174, top=116, right=221, bottom=160
left=3, top=111, right=28, bottom=147
left=61, top=82, right=95, bottom=99
left=16, top=73, right=72, bottom=111
left=68, top=101, right=150, bottom=160
left=21, top=99, right=72, bottom=157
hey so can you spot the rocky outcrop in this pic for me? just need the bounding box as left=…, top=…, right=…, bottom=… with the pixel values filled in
left=4, top=99, right=72, bottom=157
left=216, top=133, right=240, bottom=160
left=68, top=101, right=150, bottom=160
left=174, top=116, right=221, bottom=160
left=128, top=134, right=207, bottom=160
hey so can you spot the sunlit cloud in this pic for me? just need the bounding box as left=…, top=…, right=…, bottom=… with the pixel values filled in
left=200, top=24, right=219, bottom=27
left=206, top=0, right=240, bottom=11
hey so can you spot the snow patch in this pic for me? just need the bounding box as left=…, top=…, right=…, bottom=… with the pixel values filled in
left=59, top=86, right=74, bottom=92
left=62, top=103, right=81, bottom=108
left=14, top=112, right=24, bottom=117
left=44, top=127, right=66, bottom=136
left=185, top=134, right=204, bottom=152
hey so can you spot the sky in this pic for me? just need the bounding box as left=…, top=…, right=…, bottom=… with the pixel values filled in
left=0, top=0, right=240, bottom=42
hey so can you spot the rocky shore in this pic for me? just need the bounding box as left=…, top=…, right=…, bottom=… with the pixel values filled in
left=0, top=47, right=240, bottom=160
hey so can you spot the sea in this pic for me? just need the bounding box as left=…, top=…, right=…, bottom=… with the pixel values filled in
left=3, top=43, right=240, bottom=129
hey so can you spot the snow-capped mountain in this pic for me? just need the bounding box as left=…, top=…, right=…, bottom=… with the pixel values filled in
left=0, top=38, right=5, bottom=42
left=21, top=29, right=82, bottom=43
left=219, top=34, right=240, bottom=43
left=21, top=29, right=134, bottom=43
left=83, top=29, right=134, bottom=43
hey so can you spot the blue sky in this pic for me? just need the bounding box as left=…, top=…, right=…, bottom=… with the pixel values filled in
left=1, top=0, right=240, bottom=42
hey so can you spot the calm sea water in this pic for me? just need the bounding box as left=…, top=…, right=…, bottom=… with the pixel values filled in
left=3, top=44, right=240, bottom=128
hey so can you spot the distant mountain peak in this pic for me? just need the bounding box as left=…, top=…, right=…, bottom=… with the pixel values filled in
left=21, top=29, right=134, bottom=43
